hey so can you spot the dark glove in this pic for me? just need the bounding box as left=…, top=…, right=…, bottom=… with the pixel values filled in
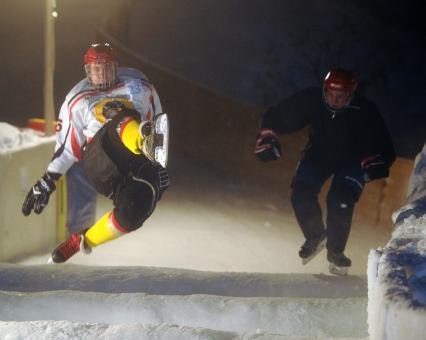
left=254, top=128, right=282, bottom=162
left=22, top=172, right=57, bottom=216
left=361, top=154, right=389, bottom=182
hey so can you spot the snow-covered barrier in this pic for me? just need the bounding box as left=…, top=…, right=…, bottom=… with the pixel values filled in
left=0, top=265, right=369, bottom=339
left=0, top=123, right=57, bottom=262
left=368, top=144, right=426, bottom=340
left=368, top=219, right=426, bottom=340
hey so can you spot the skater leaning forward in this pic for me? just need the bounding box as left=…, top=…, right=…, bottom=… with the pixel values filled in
left=22, top=42, right=169, bottom=263
left=254, top=68, right=395, bottom=275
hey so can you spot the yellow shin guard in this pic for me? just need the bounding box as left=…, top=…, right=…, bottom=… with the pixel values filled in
left=85, top=211, right=126, bottom=248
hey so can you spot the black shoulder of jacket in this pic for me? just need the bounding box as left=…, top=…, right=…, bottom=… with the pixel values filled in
left=349, top=95, right=381, bottom=114
left=261, top=87, right=321, bottom=133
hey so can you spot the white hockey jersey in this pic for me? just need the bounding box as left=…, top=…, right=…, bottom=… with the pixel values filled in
left=47, top=67, right=162, bottom=175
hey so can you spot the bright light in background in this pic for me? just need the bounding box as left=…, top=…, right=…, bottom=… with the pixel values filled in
left=52, top=0, right=57, bottom=17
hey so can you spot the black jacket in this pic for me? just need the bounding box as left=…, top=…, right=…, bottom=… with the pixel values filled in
left=261, top=87, right=396, bottom=169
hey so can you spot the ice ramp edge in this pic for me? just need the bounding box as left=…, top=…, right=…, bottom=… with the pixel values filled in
left=0, top=320, right=367, bottom=340
left=0, top=290, right=367, bottom=338
left=0, top=263, right=366, bottom=298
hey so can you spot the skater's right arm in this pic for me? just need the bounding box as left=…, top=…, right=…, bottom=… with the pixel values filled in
left=22, top=87, right=89, bottom=216
left=261, top=87, right=316, bottom=134
left=254, top=87, right=316, bottom=162
left=47, top=93, right=88, bottom=176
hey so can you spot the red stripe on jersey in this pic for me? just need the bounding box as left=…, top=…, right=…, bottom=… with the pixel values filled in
left=67, top=90, right=97, bottom=160
left=111, top=211, right=129, bottom=233
left=147, top=94, right=154, bottom=120
left=68, top=90, right=97, bottom=119
left=109, top=82, right=126, bottom=91
left=70, top=125, right=82, bottom=160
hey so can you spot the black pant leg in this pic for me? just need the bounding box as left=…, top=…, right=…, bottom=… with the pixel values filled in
left=326, top=169, right=364, bottom=253
left=291, top=158, right=331, bottom=240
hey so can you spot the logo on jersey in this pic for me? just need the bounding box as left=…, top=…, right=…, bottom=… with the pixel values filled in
left=92, top=97, right=135, bottom=123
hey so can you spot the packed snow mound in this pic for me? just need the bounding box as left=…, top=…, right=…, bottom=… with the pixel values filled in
left=0, top=122, right=54, bottom=154
left=0, top=267, right=368, bottom=339
left=368, top=215, right=426, bottom=339
left=0, top=264, right=367, bottom=297
left=0, top=265, right=369, bottom=338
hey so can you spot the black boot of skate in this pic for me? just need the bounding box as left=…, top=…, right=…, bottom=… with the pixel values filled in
left=299, top=233, right=326, bottom=265
left=327, top=250, right=351, bottom=275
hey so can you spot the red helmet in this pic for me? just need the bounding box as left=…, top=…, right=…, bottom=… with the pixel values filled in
left=84, top=43, right=118, bottom=91
left=323, top=69, right=357, bottom=95
left=84, top=43, right=117, bottom=64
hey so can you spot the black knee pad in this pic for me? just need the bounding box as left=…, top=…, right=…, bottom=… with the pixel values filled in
left=327, top=183, right=359, bottom=209
left=114, top=180, right=157, bottom=231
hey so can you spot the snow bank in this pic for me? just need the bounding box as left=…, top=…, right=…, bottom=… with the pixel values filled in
left=0, top=265, right=369, bottom=338
left=0, top=321, right=285, bottom=340
left=368, top=144, right=426, bottom=340
left=0, top=289, right=366, bottom=338
left=0, top=122, right=54, bottom=155
left=0, top=122, right=57, bottom=262
left=0, top=264, right=367, bottom=298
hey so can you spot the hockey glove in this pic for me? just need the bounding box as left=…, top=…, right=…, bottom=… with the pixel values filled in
left=361, top=154, right=389, bottom=182
left=22, top=172, right=57, bottom=216
left=254, top=128, right=282, bottom=162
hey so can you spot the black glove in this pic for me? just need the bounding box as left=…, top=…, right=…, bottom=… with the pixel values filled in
left=254, top=128, right=282, bottom=162
left=361, top=154, right=389, bottom=182
left=22, top=172, right=57, bottom=216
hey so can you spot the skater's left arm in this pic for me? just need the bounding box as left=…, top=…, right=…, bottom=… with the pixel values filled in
left=360, top=102, right=396, bottom=182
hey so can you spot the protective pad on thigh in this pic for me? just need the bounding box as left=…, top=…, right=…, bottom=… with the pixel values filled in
left=113, top=180, right=156, bottom=231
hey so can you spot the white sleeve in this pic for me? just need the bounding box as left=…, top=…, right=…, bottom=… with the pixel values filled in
left=46, top=100, right=86, bottom=175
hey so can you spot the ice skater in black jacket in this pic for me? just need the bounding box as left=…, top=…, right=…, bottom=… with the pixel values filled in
left=254, top=68, right=396, bottom=275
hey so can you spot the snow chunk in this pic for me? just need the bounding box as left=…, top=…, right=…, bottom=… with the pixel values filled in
left=0, top=122, right=54, bottom=154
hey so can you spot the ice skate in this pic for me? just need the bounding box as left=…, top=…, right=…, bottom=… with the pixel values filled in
left=327, top=251, right=351, bottom=276
left=299, top=233, right=326, bottom=265
left=48, top=232, right=92, bottom=264
left=140, top=113, right=169, bottom=168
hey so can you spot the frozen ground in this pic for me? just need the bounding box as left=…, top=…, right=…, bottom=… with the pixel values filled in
left=18, top=154, right=391, bottom=276
left=1, top=125, right=393, bottom=338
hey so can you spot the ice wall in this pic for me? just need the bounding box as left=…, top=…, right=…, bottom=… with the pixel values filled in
left=0, top=123, right=57, bottom=261
left=368, top=143, right=426, bottom=340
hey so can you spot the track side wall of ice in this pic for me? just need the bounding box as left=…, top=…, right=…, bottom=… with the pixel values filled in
left=368, top=144, right=426, bottom=340
left=0, top=136, right=57, bottom=262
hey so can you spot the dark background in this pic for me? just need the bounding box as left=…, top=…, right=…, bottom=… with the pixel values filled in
left=0, top=0, right=424, bottom=158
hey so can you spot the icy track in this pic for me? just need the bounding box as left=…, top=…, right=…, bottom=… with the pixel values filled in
left=1, top=135, right=384, bottom=338
left=0, top=265, right=368, bottom=339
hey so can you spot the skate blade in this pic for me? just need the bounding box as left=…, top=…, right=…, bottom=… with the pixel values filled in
left=46, top=256, right=56, bottom=265
left=329, top=263, right=349, bottom=276
left=301, top=238, right=326, bottom=265
left=154, top=113, right=168, bottom=168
